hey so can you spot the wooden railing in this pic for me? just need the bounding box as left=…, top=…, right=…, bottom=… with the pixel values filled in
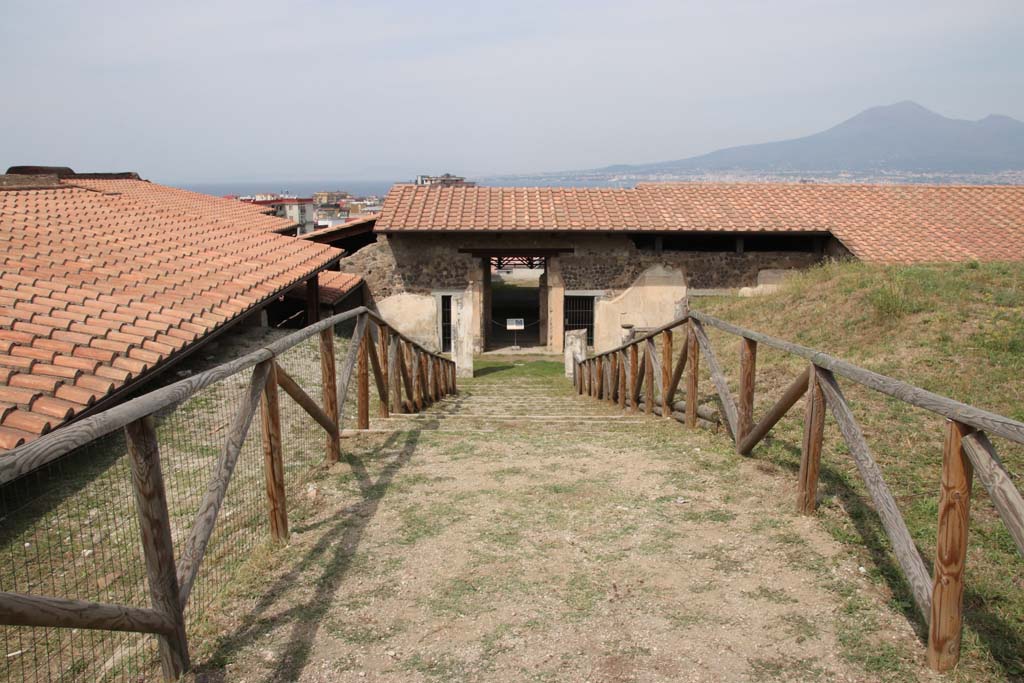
left=0, top=306, right=455, bottom=681
left=574, top=309, right=1024, bottom=672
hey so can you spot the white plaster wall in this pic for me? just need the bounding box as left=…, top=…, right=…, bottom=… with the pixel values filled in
left=376, top=293, right=439, bottom=350
left=593, top=265, right=687, bottom=352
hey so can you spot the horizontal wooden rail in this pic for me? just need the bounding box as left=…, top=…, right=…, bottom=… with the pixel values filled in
left=0, top=304, right=456, bottom=681
left=575, top=307, right=1024, bottom=673
left=0, top=306, right=453, bottom=486
left=690, top=311, right=1024, bottom=445
left=0, top=591, right=176, bottom=635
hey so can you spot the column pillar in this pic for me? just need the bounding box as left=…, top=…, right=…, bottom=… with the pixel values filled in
left=547, top=256, right=565, bottom=353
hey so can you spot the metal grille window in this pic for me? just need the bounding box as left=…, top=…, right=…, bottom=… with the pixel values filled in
left=441, top=295, right=453, bottom=352
left=564, top=295, right=594, bottom=345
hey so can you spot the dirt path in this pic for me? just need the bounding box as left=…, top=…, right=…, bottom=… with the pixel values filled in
left=193, top=360, right=934, bottom=682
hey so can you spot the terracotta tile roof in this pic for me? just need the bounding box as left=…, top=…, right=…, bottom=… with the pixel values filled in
left=377, top=183, right=1024, bottom=263
left=284, top=272, right=363, bottom=306
left=298, top=213, right=378, bottom=242
left=0, top=178, right=342, bottom=452
left=69, top=178, right=294, bottom=232
left=318, top=272, right=364, bottom=305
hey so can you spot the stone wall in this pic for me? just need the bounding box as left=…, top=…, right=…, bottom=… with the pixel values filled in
left=341, top=232, right=830, bottom=351
left=559, top=234, right=822, bottom=291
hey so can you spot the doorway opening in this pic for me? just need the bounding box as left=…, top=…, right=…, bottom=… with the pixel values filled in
left=488, top=255, right=544, bottom=350
left=565, top=295, right=595, bottom=346
left=440, top=295, right=453, bottom=353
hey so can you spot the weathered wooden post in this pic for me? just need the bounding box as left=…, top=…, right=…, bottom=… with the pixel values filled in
left=661, top=330, right=673, bottom=417
left=686, top=325, right=699, bottom=428
left=595, top=356, right=604, bottom=400
left=319, top=329, right=341, bottom=463
left=614, top=356, right=622, bottom=409
left=644, top=347, right=654, bottom=415
left=260, top=362, right=288, bottom=541
left=608, top=354, right=618, bottom=404
left=928, top=420, right=974, bottom=672
left=357, top=330, right=369, bottom=429
left=738, top=338, right=757, bottom=444
left=629, top=344, right=639, bottom=411
left=378, top=324, right=390, bottom=417
left=388, top=334, right=403, bottom=413
left=411, top=345, right=424, bottom=411
left=125, top=416, right=190, bottom=680
left=797, top=365, right=825, bottom=513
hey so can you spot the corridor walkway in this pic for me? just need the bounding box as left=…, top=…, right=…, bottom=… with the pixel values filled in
left=195, top=359, right=932, bottom=682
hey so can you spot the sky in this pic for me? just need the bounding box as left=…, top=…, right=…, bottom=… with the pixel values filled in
left=1, top=0, right=1022, bottom=184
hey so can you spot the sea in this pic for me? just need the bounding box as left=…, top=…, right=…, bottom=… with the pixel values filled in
left=176, top=179, right=399, bottom=199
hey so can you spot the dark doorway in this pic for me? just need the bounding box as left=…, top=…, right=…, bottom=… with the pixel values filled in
left=565, top=295, right=595, bottom=346
left=487, top=257, right=543, bottom=349
left=440, top=295, right=453, bottom=353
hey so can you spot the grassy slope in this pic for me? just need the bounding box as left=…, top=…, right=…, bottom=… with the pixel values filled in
left=697, top=261, right=1023, bottom=681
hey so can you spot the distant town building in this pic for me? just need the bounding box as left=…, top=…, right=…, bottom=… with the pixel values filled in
left=313, top=191, right=350, bottom=206
left=244, top=197, right=318, bottom=234
left=414, top=173, right=475, bottom=187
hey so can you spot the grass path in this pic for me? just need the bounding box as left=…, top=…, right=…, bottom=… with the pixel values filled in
left=191, top=358, right=937, bottom=682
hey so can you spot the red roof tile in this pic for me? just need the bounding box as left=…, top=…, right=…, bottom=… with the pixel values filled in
left=318, top=272, right=364, bottom=306
left=376, top=183, right=1024, bottom=263
left=1, top=176, right=342, bottom=453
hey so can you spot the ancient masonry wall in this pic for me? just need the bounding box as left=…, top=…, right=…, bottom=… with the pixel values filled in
left=340, top=232, right=829, bottom=350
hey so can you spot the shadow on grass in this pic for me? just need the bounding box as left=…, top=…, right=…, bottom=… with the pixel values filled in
left=193, top=428, right=423, bottom=681
left=473, top=364, right=516, bottom=378
left=765, top=437, right=1024, bottom=678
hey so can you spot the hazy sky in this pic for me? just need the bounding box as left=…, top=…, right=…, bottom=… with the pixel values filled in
left=1, top=1, right=1022, bottom=183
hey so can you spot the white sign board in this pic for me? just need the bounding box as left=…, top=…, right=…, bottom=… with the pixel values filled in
left=506, top=318, right=525, bottom=331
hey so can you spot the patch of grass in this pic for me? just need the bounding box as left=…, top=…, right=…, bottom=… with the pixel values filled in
left=743, top=586, right=798, bottom=605
left=748, top=655, right=827, bottom=681
left=396, top=501, right=465, bottom=545
left=563, top=572, right=606, bottom=617
left=401, top=652, right=470, bottom=680
left=699, top=261, right=1024, bottom=680
left=680, top=508, right=736, bottom=523
left=779, top=613, right=820, bottom=643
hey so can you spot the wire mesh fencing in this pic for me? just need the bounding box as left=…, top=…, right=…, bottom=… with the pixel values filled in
left=0, top=307, right=455, bottom=682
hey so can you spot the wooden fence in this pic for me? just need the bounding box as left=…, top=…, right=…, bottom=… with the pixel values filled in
left=0, top=306, right=455, bottom=681
left=573, top=309, right=1024, bottom=672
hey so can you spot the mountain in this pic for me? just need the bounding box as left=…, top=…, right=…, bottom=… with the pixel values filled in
left=600, top=102, right=1024, bottom=175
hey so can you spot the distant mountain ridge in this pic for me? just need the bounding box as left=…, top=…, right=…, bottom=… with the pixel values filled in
left=600, top=102, right=1024, bottom=175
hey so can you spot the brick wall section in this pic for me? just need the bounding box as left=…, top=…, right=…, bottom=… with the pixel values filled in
left=344, top=233, right=826, bottom=300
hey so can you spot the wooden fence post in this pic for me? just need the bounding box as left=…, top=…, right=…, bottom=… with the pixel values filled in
left=260, top=362, right=288, bottom=541
left=595, top=356, right=603, bottom=400
left=411, top=345, right=424, bottom=411
left=928, top=420, right=974, bottom=672
left=125, top=416, right=189, bottom=681
left=319, top=329, right=341, bottom=464
left=388, top=334, right=402, bottom=413
left=686, top=326, right=699, bottom=428
left=629, top=345, right=639, bottom=411
left=378, top=325, right=390, bottom=417
left=614, top=356, right=622, bottom=409
left=644, top=347, right=655, bottom=415
left=738, top=338, right=757, bottom=442
left=357, top=330, right=369, bottom=429
left=798, top=365, right=825, bottom=514
left=608, top=354, right=617, bottom=404
left=661, top=330, right=673, bottom=417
